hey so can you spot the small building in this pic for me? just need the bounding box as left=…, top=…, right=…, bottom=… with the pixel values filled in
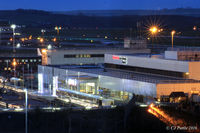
left=124, top=38, right=147, bottom=49
left=169, top=92, right=187, bottom=103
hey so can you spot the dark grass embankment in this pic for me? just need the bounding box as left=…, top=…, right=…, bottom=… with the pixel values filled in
left=0, top=105, right=167, bottom=133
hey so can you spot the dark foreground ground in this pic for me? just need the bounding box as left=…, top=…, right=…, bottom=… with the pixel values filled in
left=0, top=105, right=170, bottom=133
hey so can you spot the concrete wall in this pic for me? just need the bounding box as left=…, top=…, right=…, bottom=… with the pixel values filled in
left=189, top=62, right=200, bottom=80
left=105, top=54, right=189, bottom=72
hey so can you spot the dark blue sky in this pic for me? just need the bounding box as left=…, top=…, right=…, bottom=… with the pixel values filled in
left=0, top=0, right=200, bottom=11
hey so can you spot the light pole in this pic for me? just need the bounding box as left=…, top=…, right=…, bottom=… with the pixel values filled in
left=171, top=30, right=176, bottom=49
left=0, top=28, right=1, bottom=45
left=12, top=58, right=17, bottom=86
left=41, top=29, right=46, bottom=36
left=55, top=26, right=61, bottom=35
left=11, top=24, right=17, bottom=86
left=24, top=89, right=28, bottom=133
left=149, top=26, right=158, bottom=54
left=11, top=24, right=16, bottom=53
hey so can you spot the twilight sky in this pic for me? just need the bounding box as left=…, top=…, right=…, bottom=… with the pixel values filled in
left=0, top=0, right=200, bottom=11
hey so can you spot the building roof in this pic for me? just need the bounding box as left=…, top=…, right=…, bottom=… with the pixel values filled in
left=50, top=65, right=200, bottom=84
left=169, top=92, right=186, bottom=97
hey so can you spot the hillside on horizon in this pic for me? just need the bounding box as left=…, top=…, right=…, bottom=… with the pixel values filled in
left=0, top=9, right=199, bottom=30
left=53, top=8, right=200, bottom=17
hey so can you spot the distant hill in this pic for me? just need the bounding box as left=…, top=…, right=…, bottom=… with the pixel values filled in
left=53, top=8, right=200, bottom=17
left=0, top=9, right=199, bottom=30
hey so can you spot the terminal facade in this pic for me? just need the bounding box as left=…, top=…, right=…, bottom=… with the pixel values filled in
left=38, top=49, right=200, bottom=105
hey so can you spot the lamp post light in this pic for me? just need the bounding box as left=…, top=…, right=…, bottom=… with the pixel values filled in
left=24, top=88, right=28, bottom=133
left=149, top=26, right=158, bottom=36
left=47, top=44, right=52, bottom=50
left=171, top=30, right=176, bottom=49
left=41, top=29, right=46, bottom=36
left=12, top=58, right=17, bottom=86
left=0, top=28, right=1, bottom=45
left=11, top=24, right=16, bottom=53
left=149, top=26, right=158, bottom=54
left=16, top=43, right=21, bottom=48
left=55, top=26, right=61, bottom=35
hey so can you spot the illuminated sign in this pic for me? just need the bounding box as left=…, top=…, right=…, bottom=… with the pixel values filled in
left=112, top=55, right=120, bottom=60
left=112, top=55, right=128, bottom=64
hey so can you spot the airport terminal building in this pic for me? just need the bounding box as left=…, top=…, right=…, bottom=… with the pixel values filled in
left=38, top=49, right=200, bottom=105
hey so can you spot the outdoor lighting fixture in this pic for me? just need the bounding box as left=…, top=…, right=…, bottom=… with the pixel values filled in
left=16, top=43, right=21, bottom=48
left=11, top=24, right=16, bottom=29
left=40, top=38, right=44, bottom=43
left=171, top=30, right=176, bottom=49
left=41, top=49, right=47, bottom=53
left=149, top=26, right=158, bottom=35
left=47, top=44, right=52, bottom=50
left=55, top=26, right=62, bottom=35
left=55, top=26, right=61, bottom=30
left=53, top=38, right=57, bottom=42
left=193, top=26, right=197, bottom=31
left=12, top=59, right=17, bottom=67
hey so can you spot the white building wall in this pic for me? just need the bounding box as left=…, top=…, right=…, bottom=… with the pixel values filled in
left=165, top=51, right=178, bottom=60
left=105, top=54, right=189, bottom=73
left=46, top=49, right=150, bottom=65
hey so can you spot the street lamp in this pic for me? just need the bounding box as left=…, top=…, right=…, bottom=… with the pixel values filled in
left=41, top=49, right=47, bottom=54
left=24, top=89, right=28, bottom=133
left=12, top=58, right=17, bottom=86
left=149, top=26, right=158, bottom=35
left=11, top=24, right=16, bottom=53
left=55, top=26, right=61, bottom=35
left=40, top=38, right=44, bottom=43
left=171, top=30, right=176, bottom=49
left=41, top=29, right=46, bottom=36
left=149, top=26, right=158, bottom=54
left=47, top=44, right=52, bottom=50
left=16, top=43, right=21, bottom=48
